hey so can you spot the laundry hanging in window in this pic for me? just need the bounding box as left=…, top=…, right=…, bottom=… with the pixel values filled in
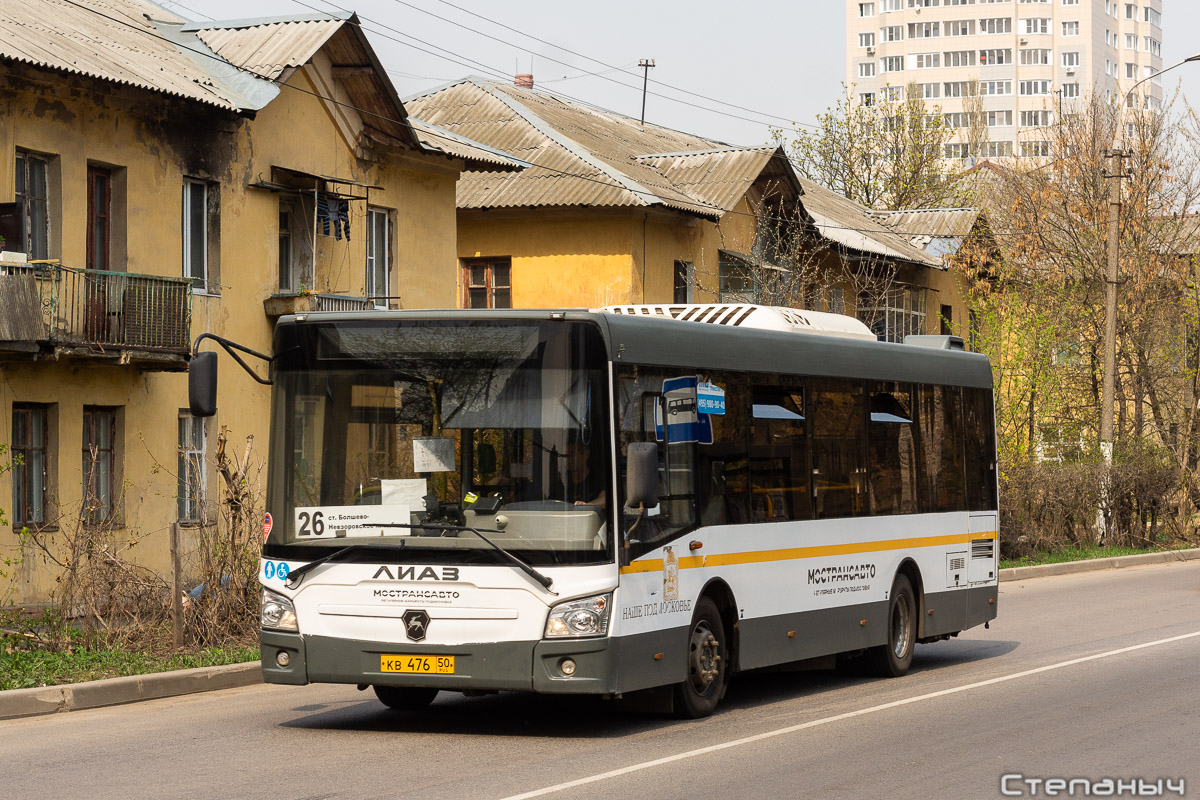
left=316, top=195, right=351, bottom=240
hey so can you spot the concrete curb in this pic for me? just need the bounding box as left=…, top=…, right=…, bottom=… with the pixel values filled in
left=0, top=660, right=261, bottom=721
left=1000, top=547, right=1200, bottom=582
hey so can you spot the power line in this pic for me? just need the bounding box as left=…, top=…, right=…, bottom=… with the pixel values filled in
left=423, top=0, right=816, bottom=128
left=365, top=0, right=820, bottom=133
left=288, top=0, right=518, bottom=84
left=296, top=0, right=817, bottom=145
left=52, top=0, right=1055, bottom=242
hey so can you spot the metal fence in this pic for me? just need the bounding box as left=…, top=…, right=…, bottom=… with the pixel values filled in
left=3, top=265, right=192, bottom=353
left=312, top=293, right=371, bottom=312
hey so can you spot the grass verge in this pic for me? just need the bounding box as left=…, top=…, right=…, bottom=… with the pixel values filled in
left=999, top=543, right=1190, bottom=570
left=0, top=641, right=259, bottom=692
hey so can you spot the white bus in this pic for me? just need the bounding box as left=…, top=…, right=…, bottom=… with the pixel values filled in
left=194, top=304, right=998, bottom=718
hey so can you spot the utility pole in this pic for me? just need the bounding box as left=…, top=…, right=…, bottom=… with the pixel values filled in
left=1099, top=146, right=1128, bottom=544
left=638, top=59, right=655, bottom=125
left=1094, top=53, right=1199, bottom=543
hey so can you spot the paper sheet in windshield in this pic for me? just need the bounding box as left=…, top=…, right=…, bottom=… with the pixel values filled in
left=294, top=505, right=412, bottom=538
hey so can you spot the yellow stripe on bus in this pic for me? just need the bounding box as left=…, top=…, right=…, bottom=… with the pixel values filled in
left=619, top=530, right=998, bottom=574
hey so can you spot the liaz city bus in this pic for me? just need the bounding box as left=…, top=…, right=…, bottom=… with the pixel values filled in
left=189, top=304, right=998, bottom=718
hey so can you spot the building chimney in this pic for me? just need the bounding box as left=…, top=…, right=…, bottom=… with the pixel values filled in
left=514, top=73, right=534, bottom=89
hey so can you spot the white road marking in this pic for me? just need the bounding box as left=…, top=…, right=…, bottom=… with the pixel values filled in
left=499, top=630, right=1200, bottom=800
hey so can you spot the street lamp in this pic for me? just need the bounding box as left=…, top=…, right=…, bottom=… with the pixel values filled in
left=1098, top=53, right=1200, bottom=541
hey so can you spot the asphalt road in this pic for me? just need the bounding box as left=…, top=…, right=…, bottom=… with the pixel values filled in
left=3, top=562, right=1198, bottom=800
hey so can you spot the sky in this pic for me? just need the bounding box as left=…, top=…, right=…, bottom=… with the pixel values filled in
left=183, top=0, right=1200, bottom=149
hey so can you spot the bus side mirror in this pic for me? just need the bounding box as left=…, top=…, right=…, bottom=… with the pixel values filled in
left=189, top=351, right=218, bottom=417
left=625, top=442, right=659, bottom=508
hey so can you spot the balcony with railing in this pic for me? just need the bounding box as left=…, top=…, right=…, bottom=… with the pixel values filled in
left=0, top=262, right=192, bottom=369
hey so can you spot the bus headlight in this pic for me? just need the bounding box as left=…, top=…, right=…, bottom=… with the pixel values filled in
left=544, top=593, right=611, bottom=638
left=261, top=588, right=299, bottom=632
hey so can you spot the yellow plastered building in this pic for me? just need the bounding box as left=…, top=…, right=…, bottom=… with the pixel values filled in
left=405, top=77, right=974, bottom=340
left=0, top=3, right=518, bottom=604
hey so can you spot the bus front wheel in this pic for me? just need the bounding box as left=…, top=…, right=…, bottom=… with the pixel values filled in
left=868, top=574, right=916, bottom=677
left=373, top=685, right=439, bottom=710
left=674, top=596, right=728, bottom=718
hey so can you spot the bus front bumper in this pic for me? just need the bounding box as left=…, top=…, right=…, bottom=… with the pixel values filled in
left=260, top=629, right=621, bottom=694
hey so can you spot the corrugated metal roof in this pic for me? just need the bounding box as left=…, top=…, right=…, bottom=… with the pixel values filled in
left=636, top=147, right=781, bottom=214
left=872, top=208, right=982, bottom=258
left=403, top=78, right=788, bottom=219
left=796, top=179, right=943, bottom=268
left=0, top=2, right=430, bottom=147
left=407, top=117, right=527, bottom=171
left=403, top=77, right=941, bottom=268
left=0, top=0, right=246, bottom=109
left=192, top=15, right=348, bottom=82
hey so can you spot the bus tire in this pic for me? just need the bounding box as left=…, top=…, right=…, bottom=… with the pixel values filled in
left=673, top=596, right=728, bottom=718
left=373, top=685, right=439, bottom=710
left=867, top=574, right=916, bottom=677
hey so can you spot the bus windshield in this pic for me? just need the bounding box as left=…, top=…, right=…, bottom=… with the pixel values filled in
left=264, top=319, right=612, bottom=566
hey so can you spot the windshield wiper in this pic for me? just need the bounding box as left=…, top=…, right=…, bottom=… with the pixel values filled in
left=284, top=542, right=408, bottom=587
left=281, top=524, right=556, bottom=594
left=377, top=522, right=557, bottom=594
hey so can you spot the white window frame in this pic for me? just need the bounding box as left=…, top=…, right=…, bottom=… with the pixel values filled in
left=366, top=206, right=390, bottom=310
left=182, top=179, right=209, bottom=293
left=178, top=411, right=206, bottom=525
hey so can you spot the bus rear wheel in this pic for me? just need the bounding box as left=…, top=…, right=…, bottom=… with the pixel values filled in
left=373, top=685, right=439, bottom=710
left=673, top=597, right=728, bottom=719
left=867, top=574, right=916, bottom=677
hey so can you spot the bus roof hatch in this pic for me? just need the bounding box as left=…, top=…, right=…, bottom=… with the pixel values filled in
left=597, top=304, right=877, bottom=341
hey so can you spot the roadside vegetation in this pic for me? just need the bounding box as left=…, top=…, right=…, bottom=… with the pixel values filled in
left=998, top=544, right=1191, bottom=571
left=0, top=618, right=257, bottom=691
left=786, top=87, right=1200, bottom=560
left=1, top=432, right=262, bottom=690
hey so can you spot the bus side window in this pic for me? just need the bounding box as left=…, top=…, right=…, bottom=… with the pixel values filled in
left=617, top=369, right=697, bottom=556
left=916, top=384, right=967, bottom=512
left=749, top=380, right=811, bottom=522
left=699, top=374, right=749, bottom=525
left=810, top=378, right=867, bottom=518
left=868, top=382, right=917, bottom=515
left=964, top=387, right=998, bottom=510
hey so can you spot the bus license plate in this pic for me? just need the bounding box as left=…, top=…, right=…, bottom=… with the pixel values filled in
left=380, top=655, right=455, bottom=674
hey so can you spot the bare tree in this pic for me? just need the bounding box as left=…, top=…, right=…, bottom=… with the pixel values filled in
left=781, top=82, right=958, bottom=210
left=966, top=92, right=1200, bottom=542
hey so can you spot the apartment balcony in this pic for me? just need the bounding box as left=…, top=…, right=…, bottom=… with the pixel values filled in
left=264, top=292, right=373, bottom=318
left=0, top=262, right=192, bottom=370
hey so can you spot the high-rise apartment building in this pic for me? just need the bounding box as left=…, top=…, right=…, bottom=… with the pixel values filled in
left=845, top=0, right=1163, bottom=159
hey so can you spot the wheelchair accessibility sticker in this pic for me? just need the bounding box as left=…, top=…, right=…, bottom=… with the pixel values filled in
left=263, top=560, right=291, bottom=582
